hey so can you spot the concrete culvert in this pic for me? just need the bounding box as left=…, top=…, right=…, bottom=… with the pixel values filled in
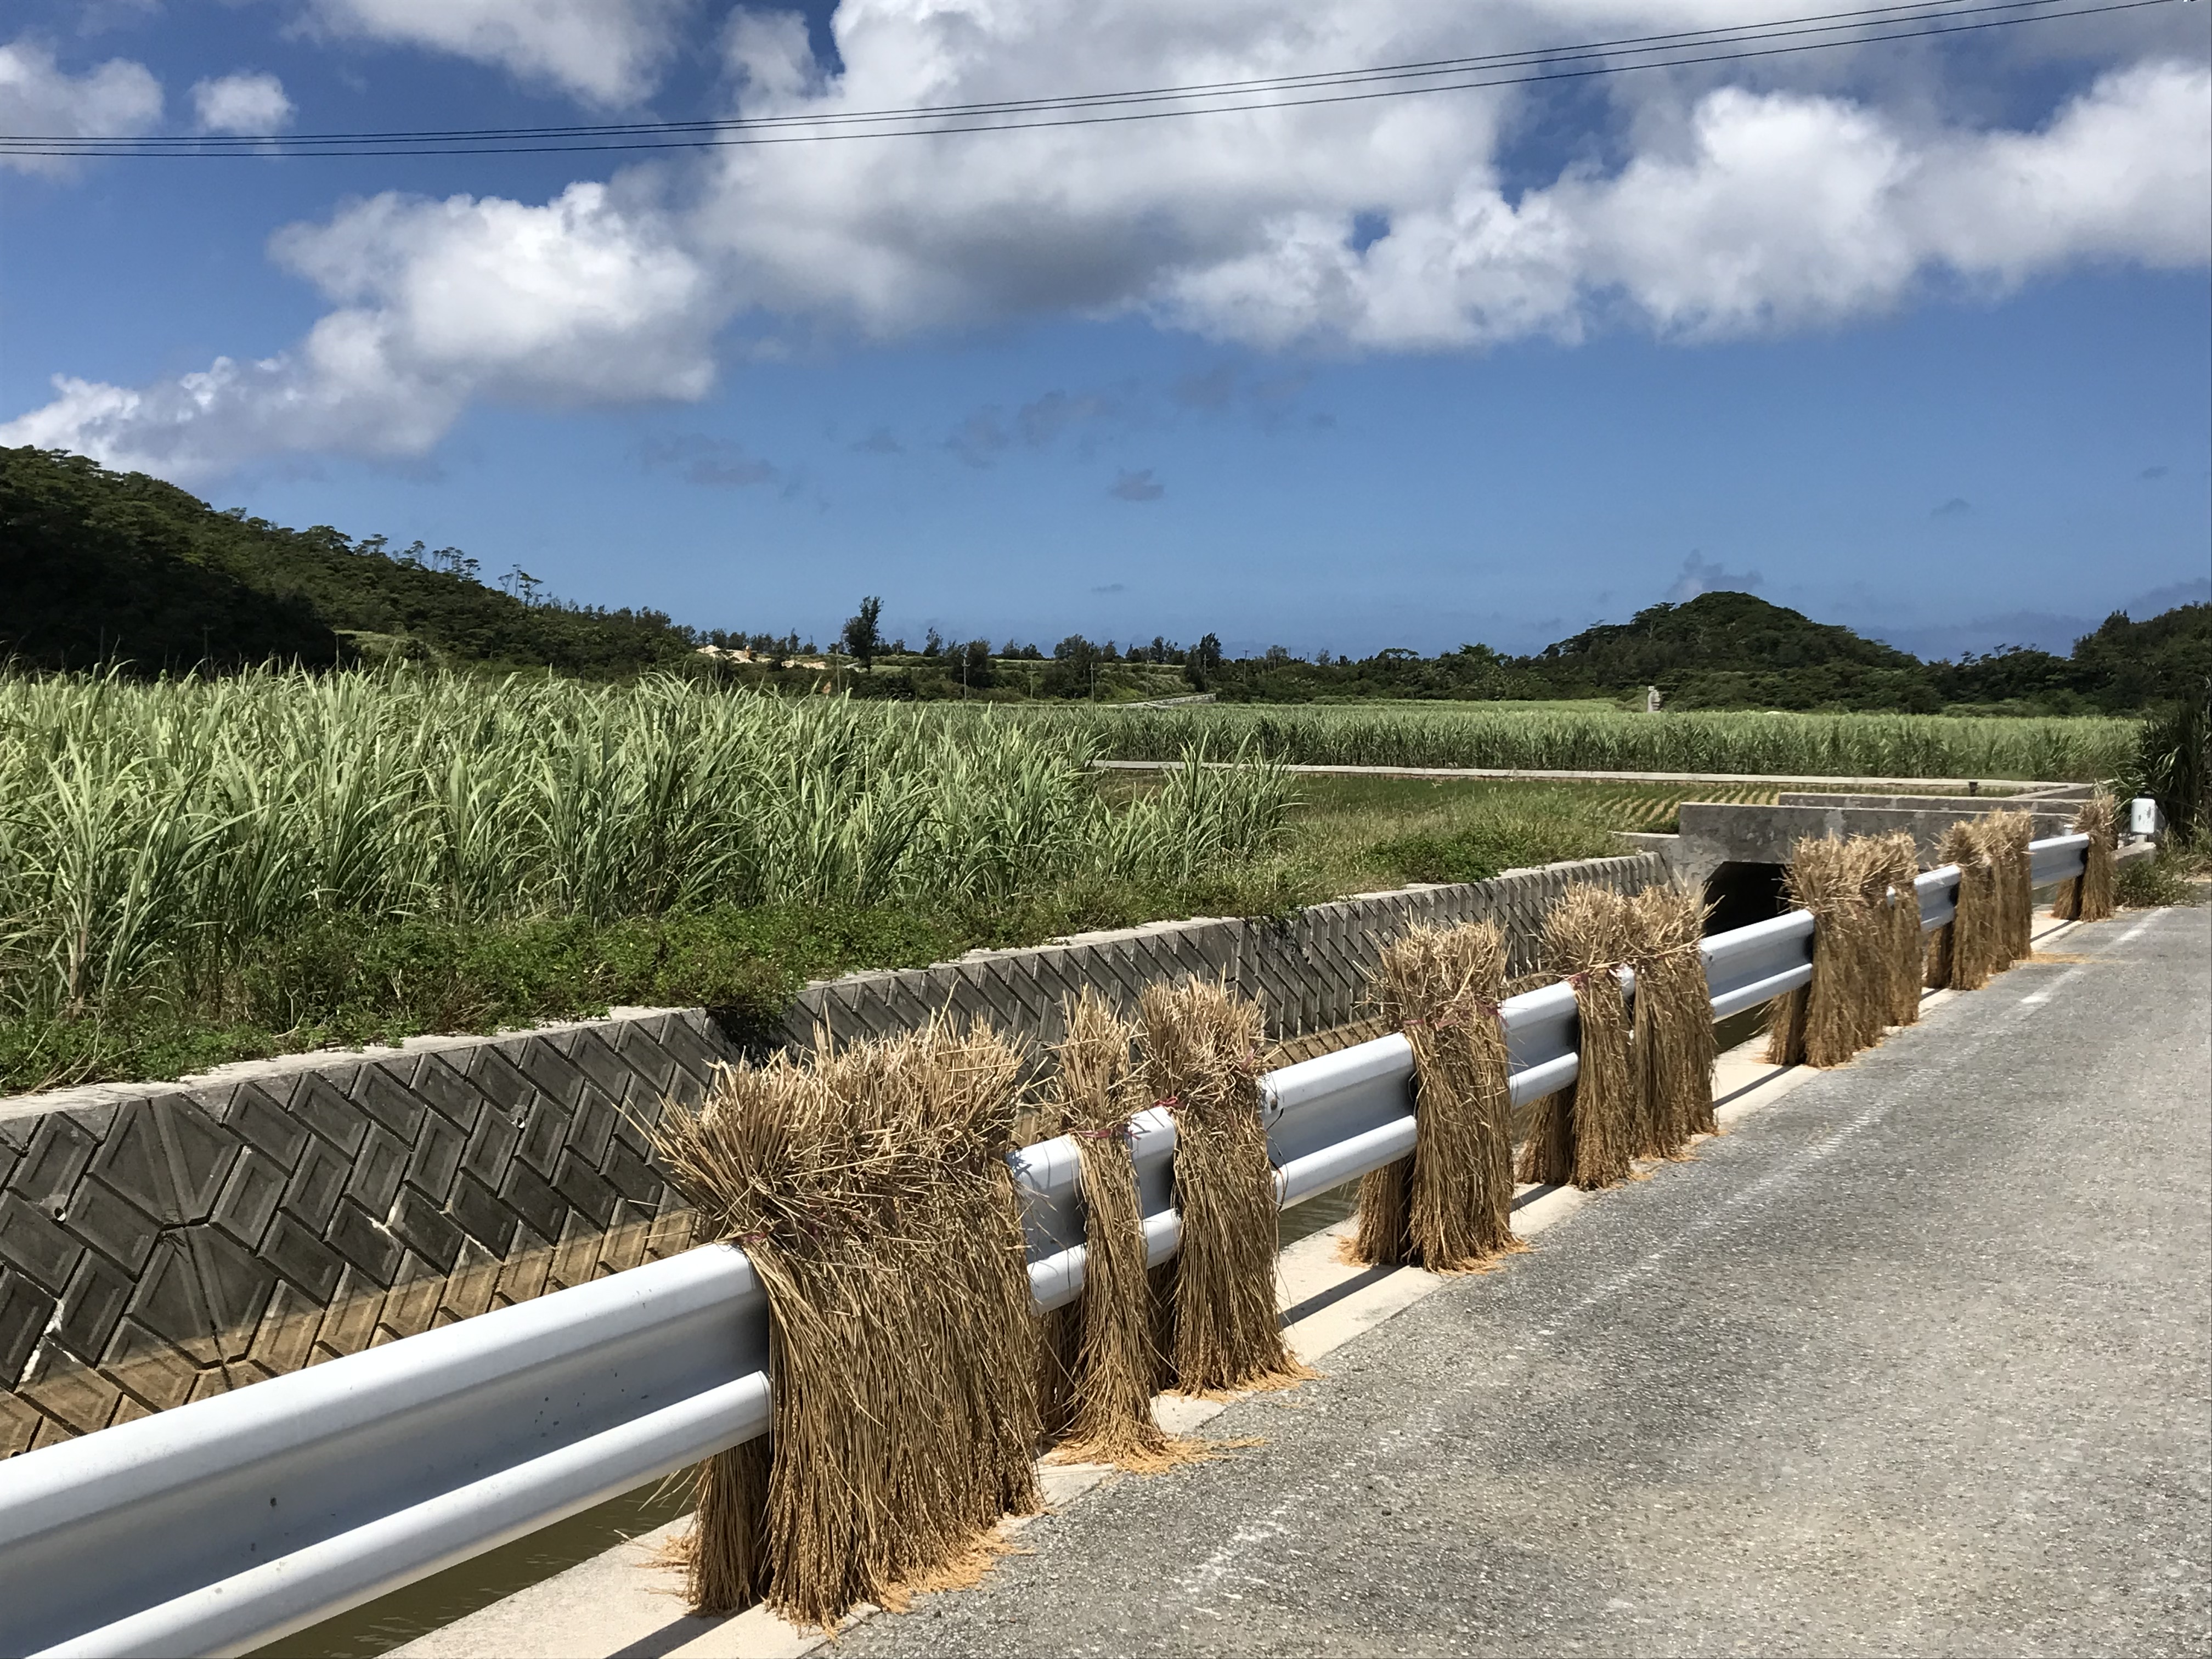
left=1701, top=860, right=1792, bottom=936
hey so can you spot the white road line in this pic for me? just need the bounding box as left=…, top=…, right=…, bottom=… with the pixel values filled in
left=2115, top=912, right=2162, bottom=945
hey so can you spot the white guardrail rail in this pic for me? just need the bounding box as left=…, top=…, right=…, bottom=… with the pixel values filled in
left=0, top=835, right=2092, bottom=1659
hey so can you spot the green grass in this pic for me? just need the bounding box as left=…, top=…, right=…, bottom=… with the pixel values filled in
left=2115, top=847, right=2210, bottom=910
left=1, top=751, right=1651, bottom=1093
left=0, top=668, right=1302, bottom=1092
left=975, top=702, right=2140, bottom=781
left=13, top=668, right=2126, bottom=1095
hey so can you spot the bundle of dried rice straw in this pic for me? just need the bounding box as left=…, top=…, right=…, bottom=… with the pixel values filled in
left=1043, top=990, right=1197, bottom=1471
left=1352, top=921, right=1520, bottom=1271
left=1933, top=819, right=2001, bottom=990
left=1986, top=809, right=2036, bottom=966
left=1517, top=884, right=1636, bottom=1190
left=2054, top=793, right=2118, bottom=922
left=1766, top=835, right=1880, bottom=1068
left=1624, top=883, right=1717, bottom=1157
left=1867, top=831, right=1925, bottom=1030
left=653, top=1023, right=1041, bottom=1628
left=1139, top=979, right=1314, bottom=1396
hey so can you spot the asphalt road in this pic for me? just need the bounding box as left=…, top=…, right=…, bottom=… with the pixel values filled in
left=850, top=905, right=2211, bottom=1658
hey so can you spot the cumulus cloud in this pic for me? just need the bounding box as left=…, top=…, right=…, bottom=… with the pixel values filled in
left=294, top=0, right=689, bottom=106
left=193, top=72, right=294, bottom=133
left=7, top=1, right=2208, bottom=478
left=1665, top=552, right=1761, bottom=602
left=1110, top=467, right=1165, bottom=502
left=4, top=181, right=716, bottom=476
left=0, top=37, right=161, bottom=177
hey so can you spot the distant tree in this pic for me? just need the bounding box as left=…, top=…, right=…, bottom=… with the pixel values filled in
left=1185, top=631, right=1224, bottom=689
left=962, top=638, right=995, bottom=690
left=923, top=627, right=944, bottom=657
left=1046, top=635, right=1104, bottom=698
left=1263, top=644, right=1294, bottom=664
left=840, top=596, right=884, bottom=670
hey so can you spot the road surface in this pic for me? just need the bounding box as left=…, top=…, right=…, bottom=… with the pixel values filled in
left=849, top=904, right=2211, bottom=1657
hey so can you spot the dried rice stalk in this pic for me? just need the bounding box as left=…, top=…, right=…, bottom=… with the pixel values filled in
left=1353, top=922, right=1519, bottom=1270
left=1781, top=835, right=1881, bottom=1068
left=654, top=1024, right=1042, bottom=1628
left=1139, top=979, right=1314, bottom=1396
left=686, top=1437, right=772, bottom=1615
left=1516, top=885, right=1635, bottom=1190
left=1624, top=883, right=1718, bottom=1155
left=1047, top=990, right=1195, bottom=1471
left=1937, top=821, right=1999, bottom=990
left=1985, top=809, right=2035, bottom=964
left=1763, top=980, right=1811, bottom=1066
left=2055, top=794, right=2118, bottom=922
left=1869, top=832, right=1924, bottom=1029
left=1351, top=1154, right=1413, bottom=1266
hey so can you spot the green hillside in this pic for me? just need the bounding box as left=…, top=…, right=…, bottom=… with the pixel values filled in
left=1, top=446, right=701, bottom=676
left=1528, top=591, right=1937, bottom=710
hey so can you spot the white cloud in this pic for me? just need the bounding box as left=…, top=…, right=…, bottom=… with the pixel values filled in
left=5, top=1, right=2207, bottom=478
left=296, top=0, right=690, bottom=106
left=0, top=36, right=161, bottom=177
left=3, top=182, right=716, bottom=477
left=192, top=71, right=294, bottom=134
left=1666, top=552, right=1763, bottom=602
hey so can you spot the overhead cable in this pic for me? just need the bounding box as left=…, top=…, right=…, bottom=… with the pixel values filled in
left=0, top=0, right=2179, bottom=159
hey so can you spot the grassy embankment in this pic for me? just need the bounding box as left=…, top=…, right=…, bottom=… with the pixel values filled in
left=0, top=672, right=2137, bottom=1093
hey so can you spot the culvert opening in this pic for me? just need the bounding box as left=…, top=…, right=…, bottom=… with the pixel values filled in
left=1702, top=860, right=1791, bottom=937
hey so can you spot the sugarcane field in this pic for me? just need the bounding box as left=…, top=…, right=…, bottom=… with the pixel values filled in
left=4, top=0, right=2209, bottom=1652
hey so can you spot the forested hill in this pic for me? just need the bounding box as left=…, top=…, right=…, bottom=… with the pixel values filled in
left=1523, top=591, right=2209, bottom=712
left=1528, top=591, right=1933, bottom=710
left=1, top=446, right=700, bottom=676
left=4, top=444, right=2203, bottom=712
left=1203, top=591, right=2209, bottom=713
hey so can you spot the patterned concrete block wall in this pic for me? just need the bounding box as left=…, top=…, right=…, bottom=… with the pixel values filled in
left=782, top=851, right=1666, bottom=1053
left=0, top=851, right=1662, bottom=1458
left=0, top=1012, right=738, bottom=1458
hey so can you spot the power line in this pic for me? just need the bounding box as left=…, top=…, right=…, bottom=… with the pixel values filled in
left=10, top=0, right=2082, bottom=146
left=0, top=0, right=2179, bottom=159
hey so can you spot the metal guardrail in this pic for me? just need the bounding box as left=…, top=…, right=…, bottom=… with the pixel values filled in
left=0, top=834, right=2093, bottom=1659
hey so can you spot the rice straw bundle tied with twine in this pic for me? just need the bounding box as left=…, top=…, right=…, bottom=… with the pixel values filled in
left=1867, top=831, right=1925, bottom=1030
left=653, top=1023, right=1042, bottom=1629
left=1041, top=989, right=1201, bottom=1471
left=1623, top=883, right=1718, bottom=1157
left=1139, top=978, right=1316, bottom=1397
left=1766, top=834, right=1883, bottom=1069
left=1352, top=921, right=1520, bottom=1271
left=1517, top=884, right=1637, bottom=1192
left=2054, top=793, right=2118, bottom=922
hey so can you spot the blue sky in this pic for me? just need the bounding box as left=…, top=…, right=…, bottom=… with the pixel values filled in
left=4, top=0, right=2207, bottom=658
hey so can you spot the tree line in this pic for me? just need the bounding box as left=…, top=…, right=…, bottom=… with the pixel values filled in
left=5, top=446, right=2202, bottom=714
